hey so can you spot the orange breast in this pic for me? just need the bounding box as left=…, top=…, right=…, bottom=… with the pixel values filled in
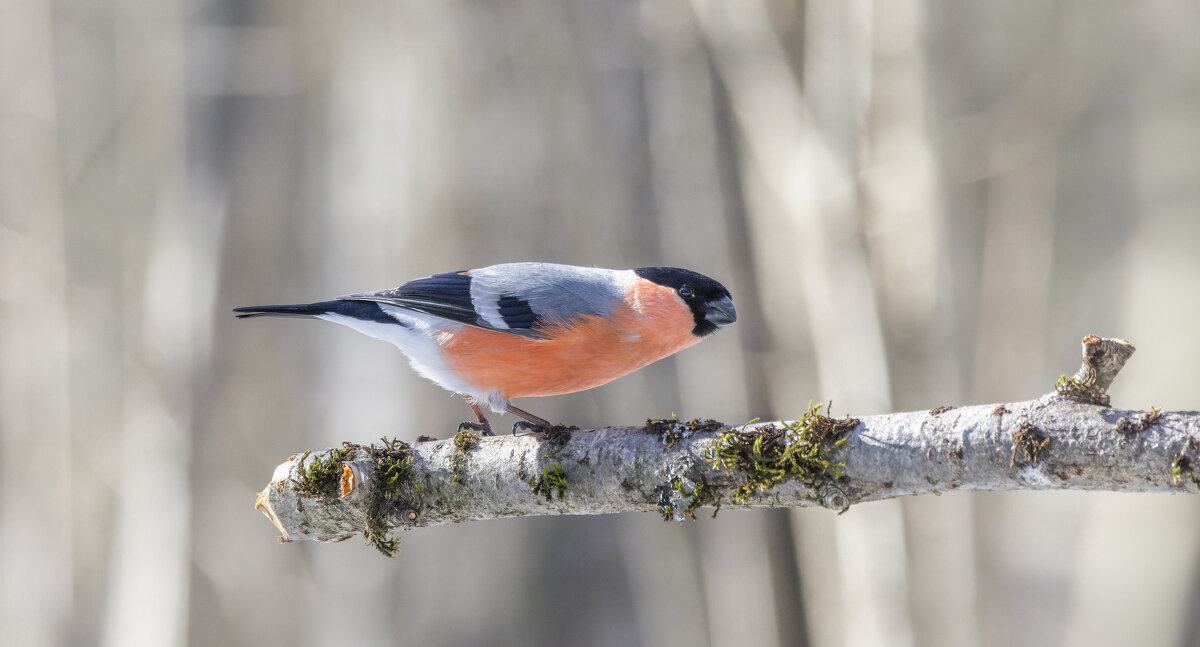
left=439, top=280, right=700, bottom=398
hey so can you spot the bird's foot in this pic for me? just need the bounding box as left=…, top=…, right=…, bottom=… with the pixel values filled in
left=512, top=421, right=577, bottom=453
left=511, top=420, right=548, bottom=435
left=458, top=421, right=493, bottom=437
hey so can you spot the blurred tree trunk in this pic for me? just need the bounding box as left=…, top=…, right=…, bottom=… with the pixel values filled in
left=0, top=4, right=72, bottom=644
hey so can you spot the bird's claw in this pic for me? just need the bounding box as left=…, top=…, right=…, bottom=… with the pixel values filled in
left=458, top=421, right=493, bottom=437
left=511, top=420, right=549, bottom=435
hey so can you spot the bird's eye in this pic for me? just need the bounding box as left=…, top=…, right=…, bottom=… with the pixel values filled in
left=678, top=285, right=695, bottom=299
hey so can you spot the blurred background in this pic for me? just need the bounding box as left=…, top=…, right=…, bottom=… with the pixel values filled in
left=3, top=0, right=1199, bottom=645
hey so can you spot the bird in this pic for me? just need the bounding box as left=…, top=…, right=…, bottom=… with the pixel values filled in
left=233, top=262, right=736, bottom=435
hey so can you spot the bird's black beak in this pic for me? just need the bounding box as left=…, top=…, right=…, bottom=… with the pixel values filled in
left=704, top=295, right=737, bottom=328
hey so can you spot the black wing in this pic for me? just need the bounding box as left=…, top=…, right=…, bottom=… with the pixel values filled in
left=340, top=271, right=542, bottom=337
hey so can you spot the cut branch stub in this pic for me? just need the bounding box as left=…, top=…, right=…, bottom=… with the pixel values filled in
left=1056, top=334, right=1136, bottom=405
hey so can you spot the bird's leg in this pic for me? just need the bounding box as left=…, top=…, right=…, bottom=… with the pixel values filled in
left=459, top=395, right=493, bottom=437
left=506, top=403, right=554, bottom=435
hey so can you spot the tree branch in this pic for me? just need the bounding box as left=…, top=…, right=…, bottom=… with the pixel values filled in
left=254, top=336, right=1199, bottom=554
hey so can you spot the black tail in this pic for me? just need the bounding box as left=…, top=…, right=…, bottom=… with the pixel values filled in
left=233, top=299, right=399, bottom=325
left=233, top=300, right=345, bottom=319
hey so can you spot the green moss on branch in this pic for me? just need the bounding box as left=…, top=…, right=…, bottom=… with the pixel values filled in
left=362, top=438, right=420, bottom=557
left=707, top=402, right=856, bottom=503
left=294, top=443, right=361, bottom=498
left=530, top=463, right=569, bottom=501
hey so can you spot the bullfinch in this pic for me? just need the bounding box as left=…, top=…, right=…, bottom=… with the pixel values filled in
left=234, top=262, right=736, bottom=435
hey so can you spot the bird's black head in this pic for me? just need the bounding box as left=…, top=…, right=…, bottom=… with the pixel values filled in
left=634, top=267, right=736, bottom=337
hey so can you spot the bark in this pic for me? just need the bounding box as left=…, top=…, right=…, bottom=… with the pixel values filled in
left=254, top=337, right=1199, bottom=548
